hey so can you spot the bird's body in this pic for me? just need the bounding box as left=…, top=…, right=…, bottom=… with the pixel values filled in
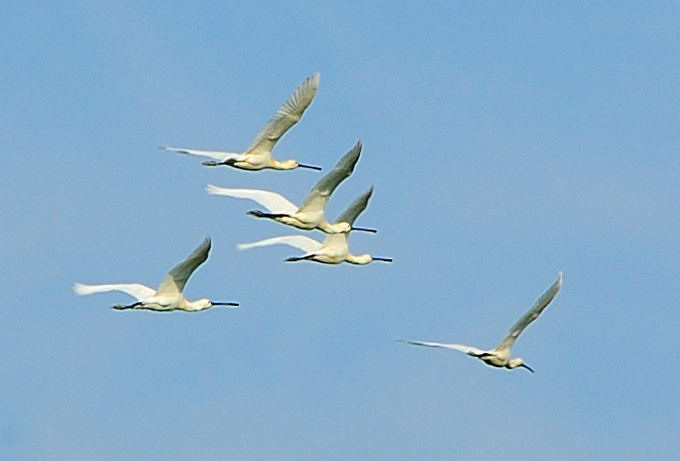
left=162, top=72, right=322, bottom=171
left=207, top=140, right=376, bottom=234
left=73, top=237, right=239, bottom=312
left=400, top=272, right=563, bottom=372
left=237, top=188, right=392, bottom=265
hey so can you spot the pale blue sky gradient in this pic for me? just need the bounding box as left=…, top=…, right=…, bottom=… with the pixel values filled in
left=2, top=2, right=679, bottom=460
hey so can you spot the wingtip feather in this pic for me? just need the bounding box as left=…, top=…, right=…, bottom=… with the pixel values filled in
left=205, top=184, right=222, bottom=195
left=73, top=283, right=90, bottom=295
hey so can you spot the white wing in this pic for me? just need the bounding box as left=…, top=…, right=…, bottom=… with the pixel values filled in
left=73, top=283, right=155, bottom=301
left=247, top=72, right=320, bottom=155
left=299, top=140, right=362, bottom=213
left=161, top=146, right=241, bottom=162
left=156, top=237, right=211, bottom=296
left=206, top=185, right=298, bottom=214
left=237, top=235, right=322, bottom=253
left=398, top=340, right=488, bottom=356
left=497, top=272, right=563, bottom=352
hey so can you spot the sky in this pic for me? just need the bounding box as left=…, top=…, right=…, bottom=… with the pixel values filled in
left=1, top=1, right=679, bottom=459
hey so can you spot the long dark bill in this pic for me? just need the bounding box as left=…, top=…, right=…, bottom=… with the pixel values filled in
left=520, top=363, right=535, bottom=373
left=297, top=163, right=322, bottom=170
left=351, top=226, right=378, bottom=233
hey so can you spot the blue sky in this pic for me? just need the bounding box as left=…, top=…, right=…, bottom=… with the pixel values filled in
left=2, top=1, right=679, bottom=459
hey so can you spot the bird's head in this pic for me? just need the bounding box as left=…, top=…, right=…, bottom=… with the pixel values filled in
left=277, top=159, right=322, bottom=170
left=189, top=298, right=239, bottom=311
left=329, top=221, right=352, bottom=233
left=508, top=357, right=534, bottom=373
left=348, top=254, right=393, bottom=265
left=330, top=221, right=378, bottom=234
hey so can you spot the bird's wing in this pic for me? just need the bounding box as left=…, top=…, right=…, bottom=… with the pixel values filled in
left=206, top=185, right=298, bottom=214
left=237, top=235, right=322, bottom=253
left=299, top=140, right=362, bottom=213
left=246, top=72, right=320, bottom=155
left=497, top=272, right=563, bottom=352
left=160, top=146, right=240, bottom=162
left=335, top=187, right=373, bottom=226
left=156, top=237, right=212, bottom=296
left=398, top=340, right=487, bottom=356
left=73, top=283, right=155, bottom=301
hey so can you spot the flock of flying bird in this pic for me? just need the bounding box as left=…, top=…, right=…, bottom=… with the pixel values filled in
left=73, top=72, right=563, bottom=373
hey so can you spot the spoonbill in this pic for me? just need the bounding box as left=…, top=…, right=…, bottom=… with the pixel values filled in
left=237, top=187, right=392, bottom=265
left=399, top=272, right=563, bottom=372
left=161, top=72, right=322, bottom=171
left=73, top=237, right=239, bottom=312
left=206, top=140, right=376, bottom=234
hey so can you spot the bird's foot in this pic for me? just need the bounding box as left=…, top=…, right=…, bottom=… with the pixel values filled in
left=285, top=254, right=315, bottom=262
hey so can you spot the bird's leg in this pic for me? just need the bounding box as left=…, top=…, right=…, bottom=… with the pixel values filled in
left=285, top=254, right=317, bottom=262
left=202, top=158, right=237, bottom=167
left=112, top=302, right=142, bottom=310
left=247, top=210, right=290, bottom=219
left=469, top=351, right=493, bottom=358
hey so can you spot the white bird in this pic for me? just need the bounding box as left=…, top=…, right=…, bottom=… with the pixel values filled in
left=73, top=237, right=239, bottom=312
left=161, top=72, right=322, bottom=171
left=237, top=187, right=392, bottom=265
left=207, top=140, right=376, bottom=234
left=399, top=272, right=563, bottom=372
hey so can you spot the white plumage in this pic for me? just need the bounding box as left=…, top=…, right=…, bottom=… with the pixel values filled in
left=207, top=140, right=376, bottom=234
left=73, top=237, right=239, bottom=312
left=237, top=188, right=392, bottom=265
left=399, top=272, right=563, bottom=372
left=162, top=73, right=322, bottom=171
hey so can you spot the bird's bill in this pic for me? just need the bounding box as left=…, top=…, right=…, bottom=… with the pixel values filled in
left=297, top=163, right=322, bottom=170
left=351, top=226, right=378, bottom=233
left=520, top=363, right=535, bottom=373
left=373, top=256, right=393, bottom=262
left=211, top=301, right=239, bottom=307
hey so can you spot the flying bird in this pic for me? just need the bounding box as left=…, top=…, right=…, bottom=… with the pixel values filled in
left=237, top=187, right=392, bottom=265
left=399, top=272, right=563, bottom=372
left=161, top=72, right=322, bottom=171
left=207, top=140, right=376, bottom=234
left=73, top=237, right=239, bottom=312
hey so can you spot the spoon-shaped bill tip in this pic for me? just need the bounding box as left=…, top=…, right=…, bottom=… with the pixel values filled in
left=373, top=256, right=393, bottom=262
